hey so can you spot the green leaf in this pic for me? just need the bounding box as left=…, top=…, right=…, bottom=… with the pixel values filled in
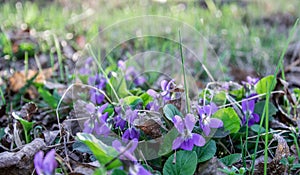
left=212, top=107, right=240, bottom=133
left=140, top=93, right=153, bottom=107
left=0, top=128, right=5, bottom=139
left=107, top=72, right=129, bottom=99
left=163, top=104, right=183, bottom=121
left=111, top=169, right=127, bottom=175
left=38, top=87, right=58, bottom=109
left=193, top=140, right=216, bottom=162
left=158, top=128, right=179, bottom=156
left=229, top=88, right=245, bottom=101
left=254, top=100, right=277, bottom=117
left=123, top=96, right=143, bottom=109
left=163, top=150, right=197, bottom=175
left=294, top=88, right=300, bottom=99
left=292, top=163, right=300, bottom=170
left=76, top=133, right=122, bottom=170
left=93, top=167, right=107, bottom=175
left=219, top=153, right=241, bottom=166
left=212, top=91, right=227, bottom=105
left=142, top=164, right=162, bottom=175
left=255, top=75, right=276, bottom=95
left=72, top=141, right=93, bottom=154
left=103, top=104, right=115, bottom=117
left=250, top=124, right=266, bottom=133
left=12, top=112, right=34, bottom=143
left=19, top=42, right=36, bottom=57
left=129, top=88, right=144, bottom=96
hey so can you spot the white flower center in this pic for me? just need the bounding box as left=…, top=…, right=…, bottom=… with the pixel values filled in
left=201, top=113, right=210, bottom=125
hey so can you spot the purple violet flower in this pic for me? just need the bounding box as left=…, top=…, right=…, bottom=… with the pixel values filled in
left=145, top=101, right=160, bottom=112
left=172, top=114, right=206, bottom=151
left=146, top=89, right=160, bottom=111
left=112, top=139, right=152, bottom=175
left=197, top=102, right=223, bottom=136
left=160, top=79, right=175, bottom=101
left=114, top=106, right=127, bottom=130
left=88, top=74, right=106, bottom=105
left=118, top=60, right=126, bottom=71
left=242, top=76, right=259, bottom=86
left=147, top=89, right=159, bottom=98
left=112, top=139, right=138, bottom=162
left=118, top=61, right=146, bottom=86
left=34, top=149, right=58, bottom=175
left=122, top=127, right=140, bottom=143
left=79, top=57, right=93, bottom=75
left=125, top=67, right=146, bottom=86
left=83, top=103, right=110, bottom=137
left=125, top=108, right=139, bottom=125
left=241, top=97, right=260, bottom=126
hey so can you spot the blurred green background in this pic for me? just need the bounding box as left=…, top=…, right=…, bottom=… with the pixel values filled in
left=1, top=0, right=299, bottom=82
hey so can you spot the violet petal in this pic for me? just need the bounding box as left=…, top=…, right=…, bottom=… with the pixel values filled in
left=209, top=118, right=223, bottom=128
left=192, top=133, right=206, bottom=147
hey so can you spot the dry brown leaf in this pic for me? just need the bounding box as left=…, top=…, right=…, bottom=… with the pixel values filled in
left=136, top=119, right=162, bottom=139
left=134, top=112, right=167, bottom=139
left=9, top=68, right=53, bottom=92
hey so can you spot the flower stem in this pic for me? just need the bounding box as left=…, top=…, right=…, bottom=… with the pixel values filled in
left=178, top=30, right=190, bottom=113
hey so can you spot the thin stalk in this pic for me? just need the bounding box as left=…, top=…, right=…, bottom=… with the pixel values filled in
left=280, top=62, right=286, bottom=80
left=179, top=30, right=190, bottom=113
left=263, top=98, right=269, bottom=175
left=24, top=51, right=28, bottom=78
left=250, top=18, right=299, bottom=175
left=0, top=88, right=5, bottom=105
left=87, top=44, right=121, bottom=104
left=53, top=34, right=64, bottom=81
left=50, top=51, right=55, bottom=71
left=244, top=114, right=250, bottom=169
left=241, top=136, right=246, bottom=167
left=290, top=133, right=300, bottom=163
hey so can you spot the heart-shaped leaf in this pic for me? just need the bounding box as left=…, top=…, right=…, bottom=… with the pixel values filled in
left=212, top=107, right=240, bottom=133
left=193, top=140, right=216, bottom=162
left=163, top=104, right=183, bottom=121
left=219, top=153, right=241, bottom=166
left=163, top=150, right=197, bottom=175
left=158, top=128, right=178, bottom=156
left=255, top=75, right=276, bottom=95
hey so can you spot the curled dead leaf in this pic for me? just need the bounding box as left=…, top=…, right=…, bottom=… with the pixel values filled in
left=134, top=112, right=167, bottom=139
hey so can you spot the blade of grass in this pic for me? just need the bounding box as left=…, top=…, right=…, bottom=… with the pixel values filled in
left=86, top=44, right=121, bottom=104
left=24, top=51, right=28, bottom=78
left=50, top=51, right=55, bottom=72
left=250, top=18, right=299, bottom=175
left=53, top=34, right=64, bottom=81
left=179, top=30, right=190, bottom=113
left=290, top=133, right=300, bottom=163
left=0, top=87, right=5, bottom=106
